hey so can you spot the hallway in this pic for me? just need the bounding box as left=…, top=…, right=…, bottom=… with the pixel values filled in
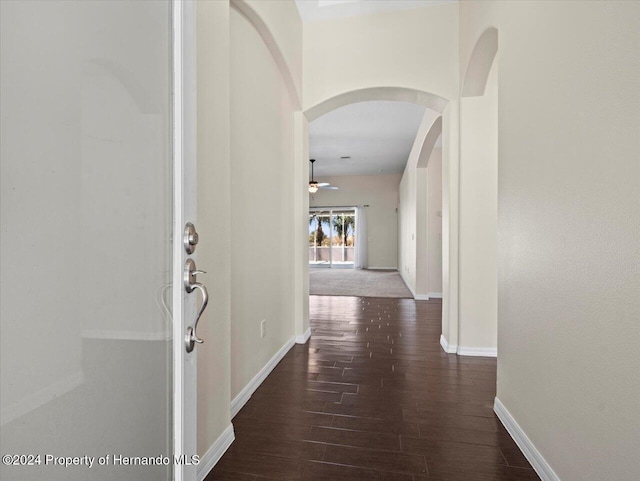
left=208, top=296, right=539, bottom=481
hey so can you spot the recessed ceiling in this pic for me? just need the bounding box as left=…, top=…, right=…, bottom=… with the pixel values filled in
left=309, top=101, right=426, bottom=177
left=295, top=0, right=457, bottom=23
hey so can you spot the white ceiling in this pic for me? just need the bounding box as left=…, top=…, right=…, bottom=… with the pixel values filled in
left=309, top=101, right=426, bottom=177
left=295, top=0, right=457, bottom=23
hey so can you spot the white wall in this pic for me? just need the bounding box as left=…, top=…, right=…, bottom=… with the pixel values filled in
left=293, top=113, right=310, bottom=339
left=427, top=149, right=443, bottom=296
left=458, top=55, right=498, bottom=353
left=196, top=0, right=233, bottom=458
left=310, top=174, right=401, bottom=269
left=399, top=164, right=418, bottom=290
left=440, top=100, right=460, bottom=347
left=303, top=3, right=459, bottom=109
left=415, top=166, right=429, bottom=295
left=195, top=0, right=304, bottom=463
left=242, top=0, right=302, bottom=106
left=229, top=6, right=298, bottom=401
left=460, top=1, right=640, bottom=480
left=398, top=107, right=444, bottom=300
left=399, top=147, right=443, bottom=299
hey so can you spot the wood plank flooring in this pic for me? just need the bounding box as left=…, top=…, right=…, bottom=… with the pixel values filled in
left=206, top=296, right=540, bottom=481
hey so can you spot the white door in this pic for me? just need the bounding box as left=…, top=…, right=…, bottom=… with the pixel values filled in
left=0, top=1, right=198, bottom=480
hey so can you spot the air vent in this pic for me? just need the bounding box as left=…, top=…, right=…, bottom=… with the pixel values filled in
left=340, top=156, right=351, bottom=159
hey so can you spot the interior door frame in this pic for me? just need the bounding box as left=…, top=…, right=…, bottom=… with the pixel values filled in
left=172, top=1, right=197, bottom=480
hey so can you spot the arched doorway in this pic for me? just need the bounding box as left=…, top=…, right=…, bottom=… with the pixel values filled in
left=296, top=88, right=451, bottom=341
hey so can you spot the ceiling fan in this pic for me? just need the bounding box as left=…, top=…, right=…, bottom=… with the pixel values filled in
left=309, top=159, right=339, bottom=193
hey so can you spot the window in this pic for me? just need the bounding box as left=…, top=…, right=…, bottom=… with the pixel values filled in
left=309, top=208, right=355, bottom=268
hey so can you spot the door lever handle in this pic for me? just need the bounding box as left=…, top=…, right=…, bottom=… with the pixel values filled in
left=185, top=282, right=208, bottom=353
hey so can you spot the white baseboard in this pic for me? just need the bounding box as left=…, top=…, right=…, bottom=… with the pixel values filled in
left=399, top=271, right=418, bottom=298
left=457, top=346, right=497, bottom=357
left=398, top=272, right=432, bottom=300
left=439, top=334, right=457, bottom=354
left=427, top=292, right=443, bottom=298
left=494, top=398, right=560, bottom=481
left=440, top=335, right=497, bottom=357
left=196, top=423, right=235, bottom=481
left=230, top=336, right=295, bottom=418
left=295, top=327, right=311, bottom=344
left=367, top=266, right=398, bottom=270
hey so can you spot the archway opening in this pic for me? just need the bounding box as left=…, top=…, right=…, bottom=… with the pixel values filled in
left=300, top=88, right=449, bottom=319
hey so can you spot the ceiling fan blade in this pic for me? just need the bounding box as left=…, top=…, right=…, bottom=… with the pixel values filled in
left=317, top=183, right=330, bottom=187
left=321, top=186, right=339, bottom=190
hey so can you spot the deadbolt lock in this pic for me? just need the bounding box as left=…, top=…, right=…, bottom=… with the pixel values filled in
left=183, top=222, right=199, bottom=254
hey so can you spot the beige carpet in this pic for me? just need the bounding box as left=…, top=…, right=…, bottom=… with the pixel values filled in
left=309, top=268, right=413, bottom=298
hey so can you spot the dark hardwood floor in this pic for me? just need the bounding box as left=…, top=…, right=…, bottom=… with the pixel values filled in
left=206, top=296, right=540, bottom=481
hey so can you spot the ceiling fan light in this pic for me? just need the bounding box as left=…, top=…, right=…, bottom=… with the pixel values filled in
left=308, top=181, right=319, bottom=193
